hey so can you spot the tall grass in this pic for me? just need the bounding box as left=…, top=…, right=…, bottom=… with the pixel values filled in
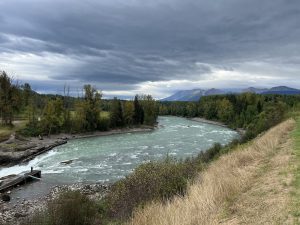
left=291, top=117, right=300, bottom=222
left=128, top=119, right=295, bottom=225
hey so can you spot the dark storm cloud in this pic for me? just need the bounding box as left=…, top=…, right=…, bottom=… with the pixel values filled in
left=0, top=0, right=300, bottom=96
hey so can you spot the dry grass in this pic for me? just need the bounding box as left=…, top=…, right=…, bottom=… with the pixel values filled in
left=218, top=131, right=294, bottom=224
left=128, top=119, right=296, bottom=225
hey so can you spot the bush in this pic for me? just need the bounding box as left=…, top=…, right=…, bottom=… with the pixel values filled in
left=104, top=157, right=202, bottom=220
left=22, top=191, right=100, bottom=225
left=18, top=121, right=43, bottom=137
left=197, top=143, right=222, bottom=163
left=97, top=117, right=110, bottom=131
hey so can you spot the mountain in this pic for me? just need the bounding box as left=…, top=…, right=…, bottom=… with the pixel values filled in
left=161, top=89, right=206, bottom=101
left=161, top=88, right=225, bottom=101
left=161, top=86, right=300, bottom=101
left=261, top=86, right=300, bottom=95
left=241, top=87, right=269, bottom=94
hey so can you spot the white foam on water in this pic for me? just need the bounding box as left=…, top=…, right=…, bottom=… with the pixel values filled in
left=76, top=168, right=89, bottom=172
left=43, top=169, right=65, bottom=174
left=0, top=150, right=58, bottom=178
left=153, top=145, right=164, bottom=149
left=191, top=125, right=205, bottom=128
left=130, top=154, right=138, bottom=159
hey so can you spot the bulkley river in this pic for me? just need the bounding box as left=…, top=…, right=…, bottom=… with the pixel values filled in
left=0, top=116, right=239, bottom=200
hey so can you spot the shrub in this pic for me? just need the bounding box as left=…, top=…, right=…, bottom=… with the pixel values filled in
left=22, top=191, right=100, bottom=225
left=197, top=143, right=222, bottom=163
left=104, top=157, right=202, bottom=220
left=97, top=117, right=110, bottom=131
left=18, top=121, right=43, bottom=137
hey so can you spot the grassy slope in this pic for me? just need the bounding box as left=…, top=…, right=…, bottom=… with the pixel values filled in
left=291, top=117, right=300, bottom=223
left=128, top=119, right=296, bottom=225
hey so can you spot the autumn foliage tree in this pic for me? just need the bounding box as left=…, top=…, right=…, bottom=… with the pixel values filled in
left=0, top=71, right=21, bottom=125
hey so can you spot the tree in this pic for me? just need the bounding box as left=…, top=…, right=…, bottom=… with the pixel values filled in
left=72, top=84, right=102, bottom=132
left=110, top=98, right=124, bottom=128
left=22, top=83, right=32, bottom=106
left=140, top=95, right=158, bottom=125
left=63, top=85, right=72, bottom=131
left=133, top=95, right=144, bottom=125
left=0, top=71, right=21, bottom=125
left=217, top=99, right=234, bottom=123
left=123, top=101, right=134, bottom=126
left=41, top=98, right=64, bottom=135
left=186, top=102, right=198, bottom=117
left=83, top=85, right=102, bottom=131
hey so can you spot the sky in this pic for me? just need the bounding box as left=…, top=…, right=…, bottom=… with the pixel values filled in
left=0, top=0, right=300, bottom=99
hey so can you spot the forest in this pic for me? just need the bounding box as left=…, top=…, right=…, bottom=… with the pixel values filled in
left=0, top=71, right=159, bottom=137
left=159, top=93, right=300, bottom=141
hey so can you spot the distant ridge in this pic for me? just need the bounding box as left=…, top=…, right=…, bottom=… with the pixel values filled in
left=261, top=86, right=300, bottom=95
left=161, top=86, right=300, bottom=101
left=241, top=87, right=268, bottom=94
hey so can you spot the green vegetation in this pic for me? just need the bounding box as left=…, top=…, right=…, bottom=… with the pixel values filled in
left=0, top=72, right=22, bottom=126
left=160, top=93, right=300, bottom=141
left=18, top=142, right=237, bottom=225
left=2, top=70, right=300, bottom=224
left=20, top=191, right=100, bottom=225
left=0, top=71, right=158, bottom=137
left=291, top=116, right=300, bottom=221
left=16, top=101, right=299, bottom=225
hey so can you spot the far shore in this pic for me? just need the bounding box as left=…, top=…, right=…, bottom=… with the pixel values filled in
left=0, top=125, right=156, bottom=168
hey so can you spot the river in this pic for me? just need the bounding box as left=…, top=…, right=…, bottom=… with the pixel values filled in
left=0, top=116, right=239, bottom=200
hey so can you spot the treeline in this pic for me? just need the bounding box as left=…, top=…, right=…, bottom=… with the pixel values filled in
left=159, top=93, right=300, bottom=140
left=0, top=71, right=158, bottom=136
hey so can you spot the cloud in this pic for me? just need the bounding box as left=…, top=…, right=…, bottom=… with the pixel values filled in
left=0, top=0, right=300, bottom=98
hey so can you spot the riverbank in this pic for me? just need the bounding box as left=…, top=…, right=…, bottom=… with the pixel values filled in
left=0, top=116, right=243, bottom=224
left=0, top=182, right=109, bottom=225
left=0, top=125, right=155, bottom=167
left=128, top=119, right=295, bottom=225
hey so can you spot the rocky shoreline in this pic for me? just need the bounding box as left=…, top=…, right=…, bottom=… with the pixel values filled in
left=0, top=126, right=155, bottom=167
left=0, top=183, right=109, bottom=224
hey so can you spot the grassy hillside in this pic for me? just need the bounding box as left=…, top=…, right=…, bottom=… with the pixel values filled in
left=128, top=119, right=296, bottom=225
left=291, top=117, right=300, bottom=223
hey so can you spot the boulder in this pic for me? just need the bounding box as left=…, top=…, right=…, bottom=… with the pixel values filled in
left=1, top=194, right=11, bottom=202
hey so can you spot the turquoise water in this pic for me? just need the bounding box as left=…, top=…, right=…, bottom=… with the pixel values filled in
left=0, top=116, right=239, bottom=199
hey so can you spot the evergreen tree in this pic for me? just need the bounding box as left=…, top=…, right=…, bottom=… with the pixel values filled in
left=133, top=95, right=144, bottom=125
left=110, top=98, right=124, bottom=127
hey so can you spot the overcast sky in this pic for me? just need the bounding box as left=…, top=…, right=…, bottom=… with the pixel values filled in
left=0, top=0, right=300, bottom=99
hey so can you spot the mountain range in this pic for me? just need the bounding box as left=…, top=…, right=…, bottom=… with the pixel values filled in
left=161, top=86, right=300, bottom=101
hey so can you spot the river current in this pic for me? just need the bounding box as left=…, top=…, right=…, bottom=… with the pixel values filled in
left=0, top=116, right=239, bottom=200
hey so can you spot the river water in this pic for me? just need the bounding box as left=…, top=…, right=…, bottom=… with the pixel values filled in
left=0, top=116, right=239, bottom=200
